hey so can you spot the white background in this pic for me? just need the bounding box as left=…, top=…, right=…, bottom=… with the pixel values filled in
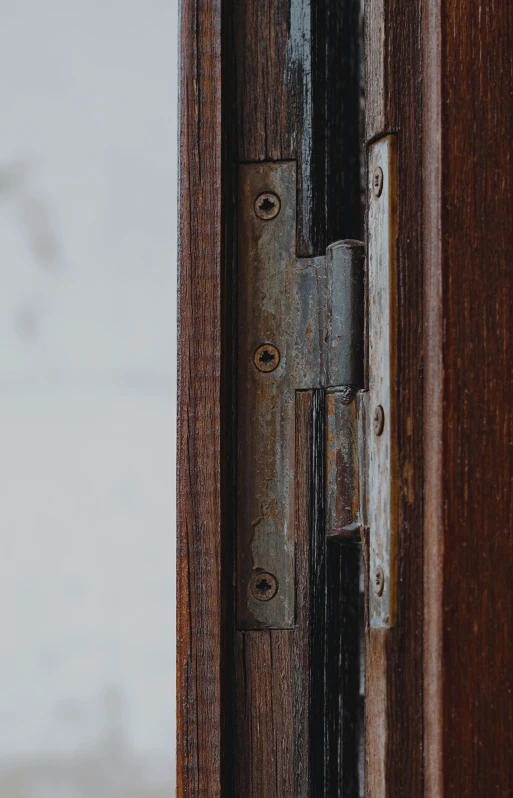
left=0, top=1, right=178, bottom=795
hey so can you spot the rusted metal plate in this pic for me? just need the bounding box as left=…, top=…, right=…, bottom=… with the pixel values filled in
left=238, top=162, right=322, bottom=629
left=326, top=391, right=361, bottom=541
left=237, top=161, right=365, bottom=628
left=364, top=135, right=398, bottom=628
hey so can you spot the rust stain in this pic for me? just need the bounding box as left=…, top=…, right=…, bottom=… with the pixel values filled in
left=403, top=459, right=414, bottom=505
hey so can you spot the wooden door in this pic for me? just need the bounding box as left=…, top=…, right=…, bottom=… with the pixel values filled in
left=178, top=1, right=513, bottom=796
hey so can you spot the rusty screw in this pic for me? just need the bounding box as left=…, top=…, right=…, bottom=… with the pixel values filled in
left=373, top=166, right=384, bottom=197
left=254, top=343, right=280, bottom=373
left=254, top=191, right=281, bottom=220
left=374, top=566, right=385, bottom=597
left=373, top=404, right=385, bottom=436
left=250, top=571, right=278, bottom=602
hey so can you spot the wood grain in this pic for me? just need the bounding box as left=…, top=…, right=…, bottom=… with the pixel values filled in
left=424, top=0, right=513, bottom=794
left=367, top=0, right=513, bottom=793
left=235, top=391, right=314, bottom=798
left=236, top=0, right=361, bottom=256
left=235, top=392, right=361, bottom=796
left=365, top=0, right=425, bottom=794
left=180, top=0, right=513, bottom=793
left=179, top=1, right=364, bottom=794
left=177, top=1, right=224, bottom=796
left=233, top=2, right=363, bottom=794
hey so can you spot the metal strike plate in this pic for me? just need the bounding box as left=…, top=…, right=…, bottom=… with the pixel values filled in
left=237, top=161, right=364, bottom=629
left=365, top=135, right=398, bottom=628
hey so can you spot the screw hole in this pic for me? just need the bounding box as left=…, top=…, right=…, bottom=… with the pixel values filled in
left=253, top=344, right=280, bottom=372
left=254, top=191, right=281, bottom=220
left=256, top=578, right=273, bottom=596
left=259, top=349, right=275, bottom=366
left=373, top=404, right=385, bottom=436
left=249, top=571, right=278, bottom=601
left=259, top=197, right=275, bottom=213
left=374, top=566, right=385, bottom=597
left=373, top=166, right=384, bottom=197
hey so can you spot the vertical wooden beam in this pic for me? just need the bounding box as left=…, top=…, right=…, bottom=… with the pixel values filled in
left=364, top=0, right=424, bottom=795
left=367, top=0, right=513, bottom=793
left=234, top=3, right=363, bottom=795
left=177, top=1, right=223, bottom=796
left=179, top=1, right=363, bottom=795
left=424, top=1, right=513, bottom=794
left=234, top=2, right=363, bottom=794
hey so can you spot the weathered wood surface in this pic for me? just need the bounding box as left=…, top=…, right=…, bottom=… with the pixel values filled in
left=367, top=0, right=513, bottom=794
left=235, top=392, right=314, bottom=798
left=365, top=0, right=424, bottom=794
left=236, top=0, right=361, bottom=256
left=424, top=1, right=513, bottom=795
left=235, top=391, right=360, bottom=797
left=177, top=1, right=224, bottom=796
left=233, top=2, right=363, bottom=795
left=179, top=1, right=361, bottom=795
left=179, top=0, right=513, bottom=793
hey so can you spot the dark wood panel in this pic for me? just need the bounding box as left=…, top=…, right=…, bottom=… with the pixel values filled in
left=177, top=1, right=224, bottom=796
left=424, top=1, right=513, bottom=794
left=365, top=0, right=425, bottom=795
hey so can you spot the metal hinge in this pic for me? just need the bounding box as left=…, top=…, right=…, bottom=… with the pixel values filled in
left=237, top=135, right=397, bottom=631
left=365, top=135, right=398, bottom=628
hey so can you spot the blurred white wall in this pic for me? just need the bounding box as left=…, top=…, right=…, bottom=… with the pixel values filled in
left=0, top=1, right=177, bottom=795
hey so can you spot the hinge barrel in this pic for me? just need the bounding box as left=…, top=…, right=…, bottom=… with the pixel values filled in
left=326, top=240, right=365, bottom=390
left=325, top=240, right=365, bottom=542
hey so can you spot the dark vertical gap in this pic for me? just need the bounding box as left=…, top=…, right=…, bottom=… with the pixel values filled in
left=307, top=0, right=363, bottom=254
left=325, top=0, right=363, bottom=243
left=220, top=0, right=237, bottom=795
left=327, top=541, right=361, bottom=798
left=308, top=0, right=365, bottom=792
left=358, top=548, right=365, bottom=797
left=310, top=390, right=327, bottom=795
left=310, top=393, right=362, bottom=797
left=358, top=0, right=366, bottom=226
